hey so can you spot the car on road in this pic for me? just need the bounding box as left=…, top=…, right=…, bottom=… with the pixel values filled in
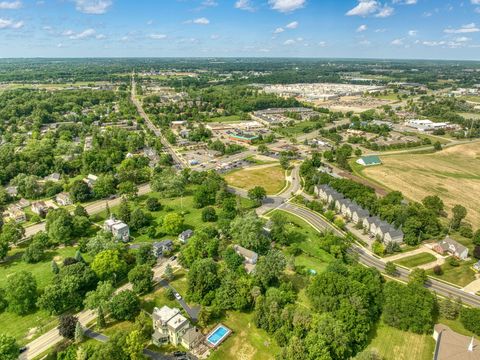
left=170, top=255, right=177, bottom=261
left=174, top=292, right=182, bottom=300
left=173, top=351, right=186, bottom=357
left=19, top=346, right=28, bottom=353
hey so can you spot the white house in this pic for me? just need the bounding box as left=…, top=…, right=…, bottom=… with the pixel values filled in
left=104, top=218, right=130, bottom=242
left=56, top=192, right=73, bottom=206
left=434, top=236, right=469, bottom=260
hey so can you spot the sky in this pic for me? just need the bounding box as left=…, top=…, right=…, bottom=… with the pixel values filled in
left=0, top=0, right=480, bottom=59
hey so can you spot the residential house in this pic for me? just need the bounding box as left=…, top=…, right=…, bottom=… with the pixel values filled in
left=18, top=198, right=30, bottom=208
left=473, top=261, right=480, bottom=272
left=104, top=218, right=130, bottom=242
left=234, top=244, right=258, bottom=273
left=339, top=199, right=354, bottom=218
left=432, top=324, right=480, bottom=360
left=351, top=206, right=370, bottom=225
left=31, top=201, right=49, bottom=216
left=152, top=306, right=202, bottom=350
left=44, top=173, right=61, bottom=182
left=152, top=240, right=173, bottom=258
left=363, top=216, right=382, bottom=235
left=383, top=227, right=404, bottom=244
left=434, top=236, right=469, bottom=260
left=5, top=204, right=26, bottom=223
left=56, top=192, right=73, bottom=206
left=83, top=174, right=98, bottom=188
left=178, top=229, right=194, bottom=244
left=314, top=184, right=331, bottom=203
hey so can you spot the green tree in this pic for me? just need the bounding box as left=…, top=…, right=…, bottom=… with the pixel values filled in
left=254, top=250, right=286, bottom=289
left=93, top=174, right=116, bottom=199
left=187, top=258, right=219, bottom=305
left=0, top=334, right=19, bottom=360
left=128, top=265, right=153, bottom=294
left=117, top=198, right=131, bottom=224
left=58, top=314, right=78, bottom=340
left=384, top=261, right=397, bottom=276
left=74, top=205, right=89, bottom=218
left=123, top=330, right=145, bottom=360
left=51, top=260, right=59, bottom=274
left=433, top=141, right=442, bottom=151
left=84, top=281, right=115, bottom=311
left=162, top=213, right=184, bottom=235
left=248, top=186, right=267, bottom=205
left=22, top=238, right=45, bottom=263
left=409, top=268, right=427, bottom=285
left=109, top=290, right=140, bottom=321
left=69, top=180, right=91, bottom=203
left=146, top=197, right=161, bottom=212
left=75, top=321, right=85, bottom=343
left=460, top=307, right=480, bottom=335
left=118, top=181, right=138, bottom=199
left=136, top=244, right=155, bottom=266
left=46, top=208, right=74, bottom=245
left=91, top=250, right=128, bottom=282
left=202, top=206, right=217, bottom=222
left=164, top=264, right=174, bottom=282
left=422, top=195, right=444, bottom=215
left=451, top=204, right=467, bottom=230
left=5, top=271, right=37, bottom=315
left=279, top=153, right=290, bottom=170
left=97, top=305, right=106, bottom=329
left=230, top=212, right=270, bottom=253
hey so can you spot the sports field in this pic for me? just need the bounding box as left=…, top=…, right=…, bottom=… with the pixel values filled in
left=225, top=164, right=286, bottom=195
left=361, top=142, right=480, bottom=227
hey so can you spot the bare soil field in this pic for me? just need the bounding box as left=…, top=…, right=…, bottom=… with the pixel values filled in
left=361, top=142, right=480, bottom=227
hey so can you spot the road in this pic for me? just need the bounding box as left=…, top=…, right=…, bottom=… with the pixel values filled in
left=131, top=74, right=188, bottom=169
left=277, top=202, right=480, bottom=307
left=159, top=279, right=201, bottom=321
left=20, top=258, right=177, bottom=360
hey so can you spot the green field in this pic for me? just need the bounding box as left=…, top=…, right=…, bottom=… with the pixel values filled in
left=364, top=321, right=435, bottom=360
left=275, top=121, right=318, bottom=136
left=208, top=311, right=280, bottom=360
left=395, top=252, right=437, bottom=268
left=208, top=115, right=242, bottom=123
left=426, top=257, right=476, bottom=287
left=225, top=165, right=286, bottom=195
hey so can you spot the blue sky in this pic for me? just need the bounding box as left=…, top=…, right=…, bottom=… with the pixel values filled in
left=0, top=0, right=480, bottom=59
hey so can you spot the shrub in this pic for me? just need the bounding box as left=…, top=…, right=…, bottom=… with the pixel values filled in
left=433, top=265, right=443, bottom=275
left=460, top=307, right=480, bottom=335
left=449, top=257, right=459, bottom=267
left=474, top=245, right=480, bottom=260
left=372, top=241, right=385, bottom=256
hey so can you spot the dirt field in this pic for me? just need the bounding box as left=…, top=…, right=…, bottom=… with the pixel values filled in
left=361, top=142, right=480, bottom=227
left=225, top=164, right=286, bottom=195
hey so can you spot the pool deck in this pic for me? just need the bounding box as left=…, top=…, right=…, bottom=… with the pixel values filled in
left=205, top=323, right=232, bottom=348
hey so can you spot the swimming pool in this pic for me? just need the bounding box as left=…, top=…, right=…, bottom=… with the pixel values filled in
left=206, top=324, right=231, bottom=347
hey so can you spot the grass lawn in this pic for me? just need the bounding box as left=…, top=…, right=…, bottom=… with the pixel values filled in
left=208, top=311, right=280, bottom=360
left=426, top=258, right=476, bottom=287
left=208, top=115, right=242, bottom=123
left=364, top=321, right=435, bottom=360
left=274, top=121, right=318, bottom=136
left=395, top=252, right=437, bottom=268
left=0, top=309, right=57, bottom=346
left=224, top=165, right=286, bottom=195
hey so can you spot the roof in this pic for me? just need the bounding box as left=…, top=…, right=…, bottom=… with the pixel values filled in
left=153, top=306, right=180, bottom=324
left=359, top=155, right=382, bottom=166
left=112, top=222, right=128, bottom=231
left=234, top=245, right=258, bottom=260
left=434, top=324, right=480, bottom=360
left=438, top=236, right=468, bottom=255
left=153, top=240, right=173, bottom=248
left=179, top=229, right=193, bottom=238
left=182, top=327, right=202, bottom=344
left=167, top=313, right=189, bottom=331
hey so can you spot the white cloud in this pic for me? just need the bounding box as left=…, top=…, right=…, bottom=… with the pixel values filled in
left=146, top=20, right=153, bottom=25
left=64, top=28, right=96, bottom=39
left=286, top=21, right=299, bottom=29
left=210, top=34, right=220, bottom=40
left=149, top=33, right=167, bottom=40
left=283, top=39, right=296, bottom=45
left=393, top=0, right=417, bottom=4
left=346, top=0, right=378, bottom=17
left=422, top=40, right=446, bottom=46
left=274, top=27, right=284, bottom=34
left=408, top=30, right=417, bottom=36
left=455, top=36, right=470, bottom=42
left=471, top=0, right=480, bottom=4
left=357, top=24, right=368, bottom=32
left=318, top=41, right=327, bottom=47
left=57, top=43, right=63, bottom=48
left=391, top=38, right=404, bottom=45
left=0, top=1, right=22, bottom=10
left=193, top=17, right=210, bottom=25
left=73, top=0, right=112, bottom=14
left=0, top=18, right=23, bottom=29
left=444, top=23, right=480, bottom=34
left=358, top=39, right=371, bottom=46
left=268, top=0, right=305, bottom=13
left=201, top=0, right=217, bottom=7
left=96, top=34, right=106, bottom=39
left=375, top=5, right=394, bottom=17
left=235, top=0, right=255, bottom=11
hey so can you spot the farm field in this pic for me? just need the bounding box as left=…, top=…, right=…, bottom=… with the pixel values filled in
left=360, top=142, right=480, bottom=227
left=225, top=164, right=286, bottom=195
left=395, top=252, right=437, bottom=268
left=364, top=321, right=435, bottom=360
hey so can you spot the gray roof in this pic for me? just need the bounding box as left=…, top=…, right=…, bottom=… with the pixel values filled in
left=439, top=236, right=468, bottom=255
left=153, top=240, right=173, bottom=248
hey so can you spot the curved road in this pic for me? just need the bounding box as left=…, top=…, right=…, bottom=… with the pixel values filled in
left=278, top=202, right=480, bottom=308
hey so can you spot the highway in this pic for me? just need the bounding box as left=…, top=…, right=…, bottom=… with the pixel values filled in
left=278, top=202, right=480, bottom=308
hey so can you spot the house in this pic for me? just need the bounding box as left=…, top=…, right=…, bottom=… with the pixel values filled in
left=314, top=184, right=331, bottom=202
left=356, top=155, right=382, bottom=167
left=104, top=218, right=130, bottom=242
left=5, top=186, right=18, bottom=197
left=5, top=204, right=26, bottom=223
left=56, top=192, right=72, bottom=206
left=152, top=240, right=173, bottom=258
left=234, top=245, right=258, bottom=273
left=473, top=261, right=480, bottom=272
left=31, top=201, right=49, bottom=216
left=434, top=236, right=469, bottom=260
left=18, top=198, right=30, bottom=208
left=363, top=216, right=382, bottom=235
left=383, top=227, right=404, bottom=244
left=44, top=173, right=61, bottom=182
left=83, top=174, right=98, bottom=188
left=178, top=229, right=194, bottom=244
left=351, top=206, right=370, bottom=225
left=432, top=324, right=480, bottom=360
left=152, top=306, right=202, bottom=350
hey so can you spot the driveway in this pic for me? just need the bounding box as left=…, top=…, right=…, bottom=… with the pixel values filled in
left=159, top=279, right=201, bottom=321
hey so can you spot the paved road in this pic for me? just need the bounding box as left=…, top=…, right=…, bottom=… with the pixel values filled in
left=159, top=279, right=201, bottom=321
left=278, top=202, right=480, bottom=308
left=20, top=258, right=176, bottom=360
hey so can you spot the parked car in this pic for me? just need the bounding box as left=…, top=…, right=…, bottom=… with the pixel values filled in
left=174, top=292, right=182, bottom=300
left=170, top=255, right=177, bottom=261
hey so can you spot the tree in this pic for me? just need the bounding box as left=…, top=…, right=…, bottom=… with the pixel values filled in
left=91, top=250, right=128, bottom=282
left=134, top=311, right=153, bottom=341
left=202, top=206, right=217, bottom=222
left=46, top=208, right=74, bottom=245
left=254, top=250, right=286, bottom=289
left=451, top=204, right=467, bottom=230
left=128, top=265, right=154, bottom=294
left=69, top=180, right=91, bottom=203
left=146, top=197, right=161, bottom=212
left=93, top=174, right=116, bottom=199
left=162, top=213, right=184, bottom=235
left=109, top=290, right=140, bottom=321
left=0, top=334, right=19, bottom=360
left=124, top=330, right=145, bottom=360
left=460, top=307, right=480, bottom=335
left=117, top=198, right=131, bottom=224
left=473, top=230, right=480, bottom=246
left=223, top=247, right=244, bottom=271
left=5, top=271, right=37, bottom=315
left=118, top=181, right=138, bottom=199
left=84, top=281, right=115, bottom=311
left=422, top=195, right=444, bottom=215
left=433, top=264, right=443, bottom=275
left=22, top=238, right=45, bottom=263
left=74, top=205, right=89, bottom=218
left=187, top=258, right=219, bottom=305
left=129, top=208, right=150, bottom=231
left=269, top=212, right=290, bottom=245
left=384, top=261, right=397, bottom=276
left=0, top=222, right=25, bottom=245
left=433, top=141, right=442, bottom=151
left=248, top=186, right=267, bottom=205
left=75, top=321, right=85, bottom=343
left=51, top=260, right=59, bottom=274
left=97, top=305, right=106, bottom=329
left=136, top=244, right=155, bottom=266
left=439, top=296, right=461, bottom=320
left=0, top=237, right=9, bottom=261
left=164, top=264, right=174, bottom=282
left=59, top=314, right=78, bottom=340
left=230, top=212, right=270, bottom=253
left=279, top=153, right=290, bottom=170
left=409, top=268, right=427, bottom=285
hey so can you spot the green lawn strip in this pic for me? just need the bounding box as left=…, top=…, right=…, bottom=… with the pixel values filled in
left=394, top=253, right=437, bottom=268
left=426, top=258, right=477, bottom=287
left=0, top=309, right=57, bottom=346
left=208, top=311, right=280, bottom=360
left=364, top=320, right=435, bottom=360
left=207, top=115, right=242, bottom=123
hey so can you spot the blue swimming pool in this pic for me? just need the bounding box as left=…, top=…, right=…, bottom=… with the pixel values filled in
left=206, top=324, right=231, bottom=347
